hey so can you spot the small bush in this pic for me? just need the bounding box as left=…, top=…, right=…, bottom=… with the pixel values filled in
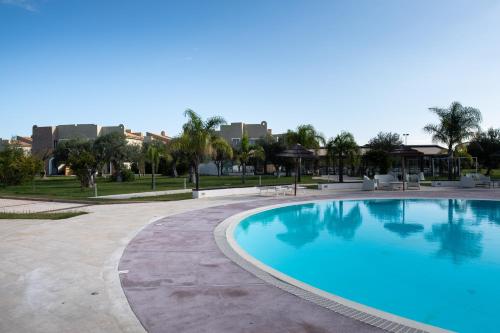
left=0, top=146, right=43, bottom=186
left=111, top=168, right=135, bottom=182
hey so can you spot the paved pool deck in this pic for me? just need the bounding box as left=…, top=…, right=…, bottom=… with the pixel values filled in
left=0, top=188, right=498, bottom=333
left=119, top=188, right=499, bottom=333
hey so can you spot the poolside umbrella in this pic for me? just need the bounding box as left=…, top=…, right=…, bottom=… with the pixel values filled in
left=278, top=144, right=315, bottom=196
left=390, top=146, right=423, bottom=191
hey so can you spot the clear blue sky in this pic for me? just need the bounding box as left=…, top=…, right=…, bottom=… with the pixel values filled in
left=1, top=0, right=499, bottom=145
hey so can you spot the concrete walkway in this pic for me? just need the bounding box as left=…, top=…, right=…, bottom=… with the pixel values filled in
left=0, top=195, right=262, bottom=333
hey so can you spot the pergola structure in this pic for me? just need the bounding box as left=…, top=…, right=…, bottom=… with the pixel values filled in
left=390, top=145, right=423, bottom=191
left=278, top=144, right=315, bottom=196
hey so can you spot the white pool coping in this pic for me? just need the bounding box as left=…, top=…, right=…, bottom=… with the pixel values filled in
left=215, top=198, right=456, bottom=333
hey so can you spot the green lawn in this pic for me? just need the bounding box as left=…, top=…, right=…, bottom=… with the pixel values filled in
left=0, top=174, right=322, bottom=201
left=0, top=211, right=88, bottom=220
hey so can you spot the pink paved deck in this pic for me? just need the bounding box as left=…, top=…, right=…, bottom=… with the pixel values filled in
left=119, top=190, right=499, bottom=333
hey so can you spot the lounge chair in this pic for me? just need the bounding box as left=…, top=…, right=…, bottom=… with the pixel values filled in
left=462, top=173, right=492, bottom=188
left=407, top=174, right=421, bottom=190
left=476, top=174, right=492, bottom=187
left=362, top=176, right=377, bottom=191
left=374, top=174, right=396, bottom=190
left=460, top=176, right=476, bottom=188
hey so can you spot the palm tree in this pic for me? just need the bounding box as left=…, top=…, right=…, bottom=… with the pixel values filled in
left=211, top=137, right=233, bottom=176
left=167, top=136, right=186, bottom=178
left=147, top=145, right=160, bottom=190
left=327, top=132, right=358, bottom=183
left=235, top=132, right=265, bottom=184
left=424, top=102, right=482, bottom=180
left=286, top=124, right=325, bottom=181
left=181, top=109, right=226, bottom=190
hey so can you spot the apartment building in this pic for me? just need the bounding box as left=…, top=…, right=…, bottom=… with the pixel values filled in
left=215, top=121, right=274, bottom=147
left=0, top=136, right=32, bottom=154
left=31, top=123, right=170, bottom=175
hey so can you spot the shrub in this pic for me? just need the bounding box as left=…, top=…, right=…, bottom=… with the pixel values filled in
left=110, top=168, right=135, bottom=182
left=0, top=146, right=43, bottom=186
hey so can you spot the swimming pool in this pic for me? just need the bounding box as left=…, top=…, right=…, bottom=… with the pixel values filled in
left=232, top=199, right=500, bottom=333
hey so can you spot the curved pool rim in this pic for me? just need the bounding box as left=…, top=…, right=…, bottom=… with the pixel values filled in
left=218, top=197, right=478, bottom=333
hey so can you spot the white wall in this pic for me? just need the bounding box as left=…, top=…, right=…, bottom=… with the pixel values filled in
left=318, top=183, right=363, bottom=190
left=192, top=187, right=260, bottom=198
left=431, top=181, right=460, bottom=187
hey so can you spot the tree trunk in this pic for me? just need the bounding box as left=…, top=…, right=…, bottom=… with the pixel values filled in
left=338, top=153, right=344, bottom=183
left=297, top=158, right=302, bottom=182
left=216, top=161, right=221, bottom=176
left=242, top=163, right=246, bottom=184
left=447, top=145, right=453, bottom=180
left=151, top=166, right=155, bottom=190
left=171, top=160, right=178, bottom=178
left=188, top=165, right=194, bottom=183
left=195, top=163, right=200, bottom=191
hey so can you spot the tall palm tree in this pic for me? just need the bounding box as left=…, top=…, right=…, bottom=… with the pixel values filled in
left=286, top=124, right=325, bottom=148
left=211, top=137, right=233, bottom=176
left=181, top=109, right=226, bottom=190
left=327, top=132, right=358, bottom=183
left=235, top=132, right=265, bottom=184
left=424, top=102, right=482, bottom=180
left=286, top=124, right=325, bottom=181
left=147, top=145, right=161, bottom=190
left=167, top=136, right=186, bottom=178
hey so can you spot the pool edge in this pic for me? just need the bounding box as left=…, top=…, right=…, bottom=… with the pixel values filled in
left=214, top=199, right=455, bottom=333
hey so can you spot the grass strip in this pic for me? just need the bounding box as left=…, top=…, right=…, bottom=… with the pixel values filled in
left=0, top=211, right=88, bottom=220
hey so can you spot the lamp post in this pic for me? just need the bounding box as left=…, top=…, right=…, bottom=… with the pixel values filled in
left=403, top=133, right=409, bottom=145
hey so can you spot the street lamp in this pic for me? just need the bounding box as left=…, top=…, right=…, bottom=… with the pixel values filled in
left=403, top=133, right=409, bottom=145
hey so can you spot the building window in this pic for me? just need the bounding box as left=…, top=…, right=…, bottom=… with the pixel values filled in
left=231, top=138, right=241, bottom=146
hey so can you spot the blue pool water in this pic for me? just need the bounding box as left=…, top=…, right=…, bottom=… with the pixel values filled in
left=234, top=199, right=500, bottom=332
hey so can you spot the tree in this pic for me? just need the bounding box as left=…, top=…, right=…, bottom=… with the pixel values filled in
left=424, top=101, right=482, bottom=180
left=93, top=132, right=128, bottom=181
left=146, top=144, right=162, bottom=190
left=167, top=136, right=186, bottom=178
left=258, top=134, right=286, bottom=177
left=327, top=132, right=358, bottom=182
left=181, top=109, right=226, bottom=190
left=365, top=132, right=402, bottom=174
left=124, top=144, right=145, bottom=177
left=211, top=137, right=233, bottom=176
left=32, top=147, right=53, bottom=177
left=367, top=132, right=402, bottom=152
left=53, top=139, right=97, bottom=188
left=0, top=145, right=43, bottom=187
left=467, top=128, right=500, bottom=175
left=234, top=132, right=265, bottom=184
left=285, top=124, right=325, bottom=180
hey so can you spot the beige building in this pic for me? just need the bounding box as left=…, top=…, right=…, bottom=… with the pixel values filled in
left=31, top=123, right=170, bottom=175
left=215, top=121, right=273, bottom=147
left=144, top=131, right=171, bottom=144
left=0, top=136, right=32, bottom=154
